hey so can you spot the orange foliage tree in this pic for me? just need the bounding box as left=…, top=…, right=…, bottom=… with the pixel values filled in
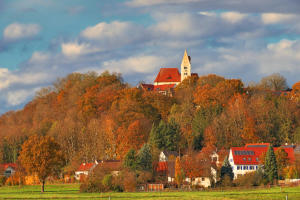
left=19, top=135, right=65, bottom=192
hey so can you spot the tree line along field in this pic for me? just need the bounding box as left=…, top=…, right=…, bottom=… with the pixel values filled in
left=0, top=184, right=299, bottom=200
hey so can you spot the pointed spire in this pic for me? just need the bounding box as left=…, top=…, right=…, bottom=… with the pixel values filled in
left=181, top=49, right=192, bottom=82
left=181, top=49, right=191, bottom=67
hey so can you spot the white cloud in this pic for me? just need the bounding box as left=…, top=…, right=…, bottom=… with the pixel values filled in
left=29, top=52, right=50, bottom=63
left=61, top=42, right=100, bottom=58
left=82, top=21, right=128, bottom=40
left=261, top=13, right=297, bottom=24
left=3, top=23, right=41, bottom=41
left=127, top=0, right=198, bottom=7
left=7, top=89, right=35, bottom=106
left=267, top=39, right=295, bottom=51
left=221, top=12, right=247, bottom=23
left=198, top=11, right=217, bottom=17
left=103, top=55, right=167, bottom=74
left=152, top=13, right=196, bottom=37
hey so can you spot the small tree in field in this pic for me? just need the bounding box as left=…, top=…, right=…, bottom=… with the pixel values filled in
left=19, top=135, right=65, bottom=192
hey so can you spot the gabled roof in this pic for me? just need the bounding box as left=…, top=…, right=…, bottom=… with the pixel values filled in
left=162, top=150, right=179, bottom=158
left=154, top=68, right=181, bottom=83
left=140, top=84, right=154, bottom=91
left=77, top=163, right=96, bottom=172
left=98, top=160, right=121, bottom=171
left=0, top=163, right=17, bottom=171
left=231, top=143, right=295, bottom=165
left=155, top=161, right=175, bottom=178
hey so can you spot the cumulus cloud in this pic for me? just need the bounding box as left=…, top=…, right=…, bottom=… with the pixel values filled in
left=61, top=42, right=101, bottom=58
left=261, top=13, right=297, bottom=24
left=103, top=55, right=168, bottom=74
left=7, top=89, right=36, bottom=106
left=3, top=23, right=41, bottom=42
left=221, top=12, right=247, bottom=23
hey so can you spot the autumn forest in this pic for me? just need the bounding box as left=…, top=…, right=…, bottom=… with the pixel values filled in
left=0, top=71, right=299, bottom=169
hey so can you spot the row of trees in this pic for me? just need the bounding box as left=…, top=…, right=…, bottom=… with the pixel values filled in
left=0, top=71, right=299, bottom=183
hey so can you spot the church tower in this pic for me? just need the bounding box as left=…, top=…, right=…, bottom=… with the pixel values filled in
left=180, top=49, right=191, bottom=82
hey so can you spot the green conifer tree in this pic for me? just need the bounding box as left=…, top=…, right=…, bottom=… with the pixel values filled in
left=136, top=144, right=152, bottom=171
left=123, top=149, right=137, bottom=171
left=220, top=156, right=234, bottom=181
left=264, top=145, right=278, bottom=184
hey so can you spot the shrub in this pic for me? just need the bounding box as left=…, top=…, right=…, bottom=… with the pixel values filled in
left=0, top=176, right=6, bottom=186
left=122, top=169, right=136, bottom=192
left=233, top=170, right=264, bottom=187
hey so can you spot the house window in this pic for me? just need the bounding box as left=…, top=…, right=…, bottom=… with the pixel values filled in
left=184, top=67, right=187, bottom=69
left=243, top=166, right=248, bottom=170
left=256, top=157, right=259, bottom=161
left=250, top=166, right=254, bottom=170
left=184, top=73, right=187, bottom=75
left=243, top=157, right=246, bottom=161
left=201, top=178, right=205, bottom=181
left=237, top=166, right=240, bottom=170
left=248, top=157, right=251, bottom=161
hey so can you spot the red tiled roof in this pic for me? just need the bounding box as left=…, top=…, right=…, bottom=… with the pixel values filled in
left=274, top=147, right=295, bottom=164
left=156, top=161, right=168, bottom=172
left=231, top=143, right=295, bottom=165
left=141, top=84, right=176, bottom=91
left=154, top=84, right=176, bottom=91
left=77, top=163, right=95, bottom=172
left=0, top=163, right=17, bottom=170
left=141, top=84, right=154, bottom=91
left=154, top=68, right=181, bottom=83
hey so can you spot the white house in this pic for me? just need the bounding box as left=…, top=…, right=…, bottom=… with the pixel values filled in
left=0, top=163, right=17, bottom=177
left=229, top=143, right=295, bottom=179
left=75, top=161, right=98, bottom=180
left=159, top=150, right=178, bottom=162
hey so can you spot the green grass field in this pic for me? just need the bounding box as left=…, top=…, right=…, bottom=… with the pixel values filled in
left=0, top=184, right=299, bottom=200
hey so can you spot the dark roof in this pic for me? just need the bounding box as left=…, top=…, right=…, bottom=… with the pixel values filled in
left=162, top=150, right=179, bottom=158
left=98, top=160, right=121, bottom=171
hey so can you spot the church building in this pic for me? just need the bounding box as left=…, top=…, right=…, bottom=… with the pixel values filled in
left=140, top=50, right=197, bottom=95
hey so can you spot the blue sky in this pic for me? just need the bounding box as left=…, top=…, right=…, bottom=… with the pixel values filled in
left=0, top=0, right=300, bottom=114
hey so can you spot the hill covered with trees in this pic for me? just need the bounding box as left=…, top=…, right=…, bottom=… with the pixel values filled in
left=0, top=71, right=299, bottom=170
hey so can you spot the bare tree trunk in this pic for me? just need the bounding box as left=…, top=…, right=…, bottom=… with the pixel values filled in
left=41, top=180, right=45, bottom=193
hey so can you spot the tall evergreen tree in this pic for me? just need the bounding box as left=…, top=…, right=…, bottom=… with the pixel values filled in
left=264, top=145, right=278, bottom=183
left=149, top=119, right=180, bottom=151
left=123, top=149, right=137, bottom=171
left=220, top=156, right=234, bottom=181
left=136, top=144, right=152, bottom=171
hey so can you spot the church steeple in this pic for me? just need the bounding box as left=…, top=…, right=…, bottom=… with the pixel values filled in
left=181, top=49, right=191, bottom=82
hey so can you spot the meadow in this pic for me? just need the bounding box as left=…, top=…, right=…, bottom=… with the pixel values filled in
left=0, top=184, right=299, bottom=200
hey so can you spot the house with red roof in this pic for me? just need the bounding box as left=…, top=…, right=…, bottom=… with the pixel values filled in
left=0, top=163, right=17, bottom=177
left=75, top=161, right=98, bottom=180
left=229, top=143, right=295, bottom=179
left=75, top=160, right=122, bottom=181
left=140, top=50, right=198, bottom=96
